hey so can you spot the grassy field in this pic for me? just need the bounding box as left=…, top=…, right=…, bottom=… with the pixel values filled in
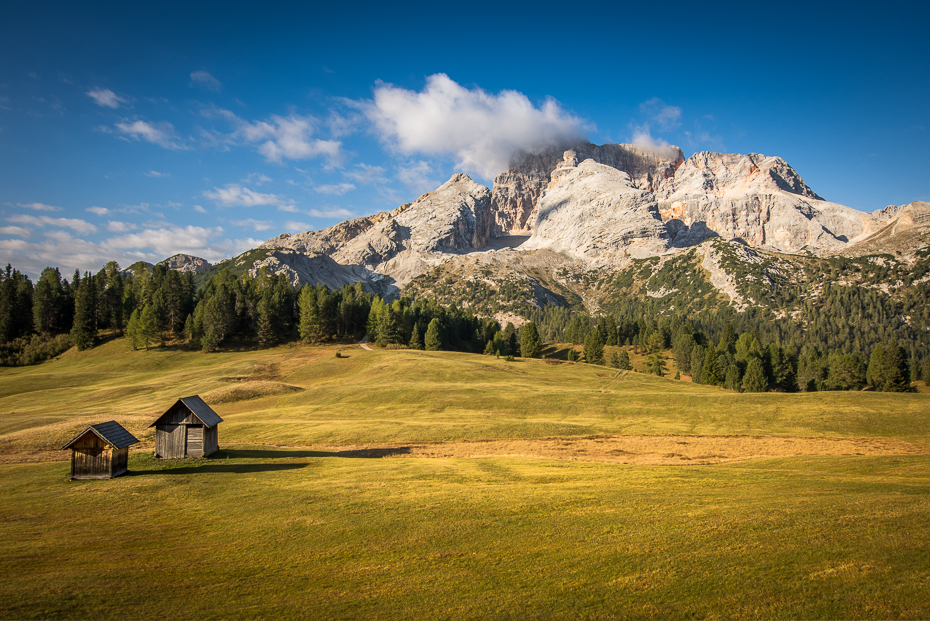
left=1, top=340, right=929, bottom=619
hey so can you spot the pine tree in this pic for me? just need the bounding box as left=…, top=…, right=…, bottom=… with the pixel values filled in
left=140, top=304, right=161, bottom=348
left=409, top=323, right=424, bottom=350
left=124, top=309, right=144, bottom=350
left=867, top=345, right=888, bottom=389
left=425, top=318, right=442, bottom=351
left=616, top=349, right=631, bottom=370
left=256, top=292, right=275, bottom=348
left=610, top=352, right=620, bottom=368
left=883, top=342, right=911, bottom=392
left=520, top=321, right=542, bottom=359
left=583, top=328, right=605, bottom=365
left=742, top=357, right=768, bottom=392
left=701, top=349, right=721, bottom=385
left=298, top=285, right=321, bottom=343
left=71, top=271, right=97, bottom=351
left=647, top=352, right=667, bottom=377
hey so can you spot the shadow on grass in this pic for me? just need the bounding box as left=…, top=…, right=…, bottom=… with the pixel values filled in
left=128, top=462, right=312, bottom=476
left=218, top=447, right=414, bottom=459
left=129, top=446, right=415, bottom=475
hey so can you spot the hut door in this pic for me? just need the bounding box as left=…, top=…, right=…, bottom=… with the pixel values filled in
left=157, top=424, right=187, bottom=458
left=188, top=425, right=204, bottom=457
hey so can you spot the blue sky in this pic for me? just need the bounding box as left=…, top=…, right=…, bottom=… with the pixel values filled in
left=1, top=0, right=928, bottom=278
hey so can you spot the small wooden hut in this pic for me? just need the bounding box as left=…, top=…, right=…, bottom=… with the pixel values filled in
left=61, top=421, right=139, bottom=480
left=150, top=396, right=223, bottom=459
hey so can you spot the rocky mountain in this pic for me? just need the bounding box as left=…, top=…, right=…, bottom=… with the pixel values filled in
left=168, top=141, right=928, bottom=322
left=159, top=254, right=212, bottom=274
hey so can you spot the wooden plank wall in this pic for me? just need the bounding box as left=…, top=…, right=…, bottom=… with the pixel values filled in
left=187, top=425, right=204, bottom=458
left=155, top=424, right=187, bottom=459
left=113, top=447, right=129, bottom=476
left=70, top=431, right=114, bottom=479
left=161, top=404, right=199, bottom=425
left=204, top=425, right=218, bottom=457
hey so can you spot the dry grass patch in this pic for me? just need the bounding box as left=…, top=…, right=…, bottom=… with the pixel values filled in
left=202, top=380, right=304, bottom=404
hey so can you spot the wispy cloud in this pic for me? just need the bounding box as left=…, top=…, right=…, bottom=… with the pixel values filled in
left=86, top=87, right=128, bottom=109
left=205, top=108, right=343, bottom=165
left=230, top=218, right=274, bottom=231
left=193, top=205, right=207, bottom=214
left=396, top=161, right=438, bottom=194
left=190, top=71, right=222, bottom=92
left=343, top=163, right=388, bottom=185
left=0, top=226, right=30, bottom=237
left=639, top=97, right=682, bottom=131
left=362, top=73, right=588, bottom=179
left=15, top=202, right=62, bottom=212
left=86, top=206, right=109, bottom=216
left=285, top=220, right=311, bottom=232
left=113, top=119, right=186, bottom=150
left=9, top=214, right=97, bottom=235
left=314, top=182, right=355, bottom=195
left=145, top=170, right=170, bottom=178
left=308, top=207, right=354, bottom=219
left=630, top=128, right=680, bottom=160
left=204, top=184, right=296, bottom=210
left=106, top=221, right=138, bottom=232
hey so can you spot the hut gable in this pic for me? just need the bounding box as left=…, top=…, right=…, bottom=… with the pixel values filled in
left=150, top=396, right=222, bottom=459
left=61, top=421, right=139, bottom=480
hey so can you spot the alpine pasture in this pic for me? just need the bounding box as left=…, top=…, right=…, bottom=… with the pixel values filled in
left=1, top=340, right=929, bottom=619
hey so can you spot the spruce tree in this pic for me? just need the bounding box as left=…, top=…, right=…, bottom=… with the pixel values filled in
left=520, top=321, right=542, bottom=359
left=298, top=285, right=320, bottom=343
left=617, top=349, right=631, bottom=370
left=409, top=323, right=424, bottom=350
left=701, top=349, right=721, bottom=385
left=610, top=352, right=620, bottom=368
left=583, top=328, right=605, bottom=365
left=71, top=271, right=97, bottom=351
left=424, top=318, right=442, bottom=351
left=742, top=358, right=768, bottom=392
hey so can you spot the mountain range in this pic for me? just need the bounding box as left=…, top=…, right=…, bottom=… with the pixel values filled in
left=167, top=141, right=930, bottom=323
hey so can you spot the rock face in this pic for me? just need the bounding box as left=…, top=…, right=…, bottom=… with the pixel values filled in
left=524, top=160, right=669, bottom=262
left=487, top=143, right=684, bottom=237
left=159, top=254, right=211, bottom=273
left=260, top=172, right=491, bottom=291
left=655, top=152, right=876, bottom=254
left=842, top=201, right=930, bottom=260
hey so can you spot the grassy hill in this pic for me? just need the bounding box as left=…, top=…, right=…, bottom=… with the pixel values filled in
left=1, top=341, right=929, bottom=619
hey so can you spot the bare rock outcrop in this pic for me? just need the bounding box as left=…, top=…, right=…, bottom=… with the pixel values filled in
left=487, top=143, right=684, bottom=237
left=523, top=159, right=669, bottom=263
left=656, top=152, right=878, bottom=254
left=841, top=201, right=930, bottom=261
left=159, top=254, right=211, bottom=273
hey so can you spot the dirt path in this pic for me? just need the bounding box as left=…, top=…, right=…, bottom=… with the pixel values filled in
left=358, top=335, right=373, bottom=351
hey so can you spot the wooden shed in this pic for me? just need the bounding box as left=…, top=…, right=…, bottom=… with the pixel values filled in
left=60, top=421, right=139, bottom=480
left=150, top=396, right=223, bottom=459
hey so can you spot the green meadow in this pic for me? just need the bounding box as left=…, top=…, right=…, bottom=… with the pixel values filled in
left=1, top=340, right=929, bottom=619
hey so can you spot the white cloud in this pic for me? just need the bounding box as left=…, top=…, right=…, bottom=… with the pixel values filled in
left=0, top=226, right=30, bottom=237
left=396, top=161, right=438, bottom=194
left=190, top=71, right=222, bottom=92
left=314, top=182, right=355, bottom=195
left=204, top=184, right=296, bottom=210
left=107, top=221, right=138, bottom=232
left=114, top=119, right=186, bottom=149
left=86, top=87, right=127, bottom=109
left=308, top=207, right=354, bottom=219
left=242, top=173, right=272, bottom=185
left=9, top=214, right=97, bottom=235
left=343, top=163, right=388, bottom=185
left=285, top=220, right=311, bottom=232
left=206, top=107, right=343, bottom=165
left=230, top=218, right=274, bottom=231
left=86, top=206, right=109, bottom=216
left=193, top=205, right=207, bottom=213
left=639, top=97, right=682, bottom=131
left=631, top=127, right=681, bottom=160
left=363, top=74, right=587, bottom=179
left=145, top=170, right=170, bottom=178
left=15, top=202, right=62, bottom=212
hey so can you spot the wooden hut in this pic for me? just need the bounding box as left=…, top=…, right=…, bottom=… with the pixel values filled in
left=150, top=396, right=223, bottom=459
left=60, top=421, right=139, bottom=480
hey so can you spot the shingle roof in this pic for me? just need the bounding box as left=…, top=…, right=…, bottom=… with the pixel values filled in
left=61, top=421, right=140, bottom=450
left=148, top=395, right=223, bottom=428
left=179, top=395, right=223, bottom=427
